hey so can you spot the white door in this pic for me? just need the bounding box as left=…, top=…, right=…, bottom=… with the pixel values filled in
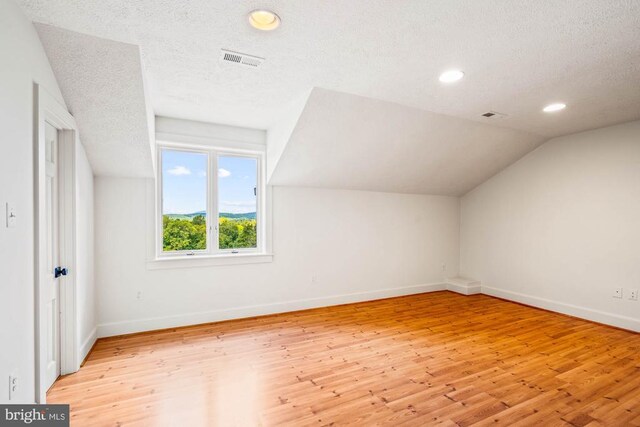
left=44, top=122, right=61, bottom=390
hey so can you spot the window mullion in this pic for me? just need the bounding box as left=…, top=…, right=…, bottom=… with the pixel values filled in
left=157, top=146, right=164, bottom=258
left=211, top=152, right=219, bottom=254
left=256, top=154, right=262, bottom=253
left=205, top=151, right=211, bottom=255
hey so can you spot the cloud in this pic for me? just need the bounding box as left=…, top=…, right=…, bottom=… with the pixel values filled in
left=220, top=200, right=256, bottom=214
left=222, top=201, right=255, bottom=207
left=198, top=170, right=207, bottom=177
left=167, top=166, right=191, bottom=176
left=218, top=168, right=231, bottom=178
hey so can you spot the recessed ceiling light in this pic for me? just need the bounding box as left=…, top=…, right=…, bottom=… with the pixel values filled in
left=249, top=9, right=281, bottom=31
left=543, top=103, right=566, bottom=113
left=439, top=70, right=464, bottom=83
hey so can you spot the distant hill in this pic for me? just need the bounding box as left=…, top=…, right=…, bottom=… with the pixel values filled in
left=164, top=211, right=206, bottom=221
left=165, top=211, right=256, bottom=220
left=219, top=212, right=256, bottom=219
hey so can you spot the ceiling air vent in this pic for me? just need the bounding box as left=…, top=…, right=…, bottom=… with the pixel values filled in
left=220, top=49, right=265, bottom=68
left=481, top=111, right=508, bottom=119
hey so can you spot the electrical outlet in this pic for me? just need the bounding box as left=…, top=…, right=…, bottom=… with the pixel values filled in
left=9, top=375, right=17, bottom=400
left=629, top=289, right=638, bottom=301
left=136, top=291, right=142, bottom=300
left=442, top=263, right=447, bottom=272
left=613, top=288, right=623, bottom=299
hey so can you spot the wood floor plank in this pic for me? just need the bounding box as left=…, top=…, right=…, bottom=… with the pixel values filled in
left=48, top=291, right=640, bottom=426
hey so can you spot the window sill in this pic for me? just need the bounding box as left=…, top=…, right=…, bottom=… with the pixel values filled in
left=146, top=253, right=273, bottom=270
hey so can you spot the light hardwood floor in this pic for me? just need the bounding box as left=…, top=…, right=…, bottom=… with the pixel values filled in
left=49, top=291, right=640, bottom=426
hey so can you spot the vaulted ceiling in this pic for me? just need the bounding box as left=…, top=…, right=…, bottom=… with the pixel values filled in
left=269, top=88, right=545, bottom=196
left=19, top=0, right=640, bottom=192
left=35, top=24, right=154, bottom=177
left=20, top=0, right=640, bottom=136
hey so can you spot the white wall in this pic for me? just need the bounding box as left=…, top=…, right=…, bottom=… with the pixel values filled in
left=75, top=143, right=96, bottom=361
left=0, top=0, right=66, bottom=403
left=460, top=120, right=640, bottom=331
left=0, top=0, right=96, bottom=402
left=266, top=90, right=311, bottom=182
left=95, top=180, right=459, bottom=336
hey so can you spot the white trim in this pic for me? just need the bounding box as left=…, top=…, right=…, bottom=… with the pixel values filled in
left=79, top=327, right=97, bottom=363
left=442, top=277, right=637, bottom=331
left=157, top=133, right=265, bottom=153
left=57, top=129, right=78, bottom=375
left=97, top=282, right=447, bottom=338
left=155, top=146, right=211, bottom=258
left=447, top=282, right=482, bottom=295
left=34, top=84, right=79, bottom=403
left=482, top=285, right=640, bottom=332
left=146, top=253, right=274, bottom=269
left=94, top=280, right=639, bottom=340
left=155, top=116, right=266, bottom=147
left=155, top=143, right=266, bottom=258
left=210, top=152, right=217, bottom=253
left=445, top=277, right=481, bottom=295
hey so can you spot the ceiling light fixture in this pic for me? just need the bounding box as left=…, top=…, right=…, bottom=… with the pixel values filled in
left=439, top=70, right=464, bottom=83
left=249, top=9, right=281, bottom=31
left=543, top=103, right=566, bottom=113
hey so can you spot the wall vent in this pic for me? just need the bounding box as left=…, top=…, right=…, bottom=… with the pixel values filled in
left=481, top=111, right=508, bottom=119
left=220, top=49, right=265, bottom=68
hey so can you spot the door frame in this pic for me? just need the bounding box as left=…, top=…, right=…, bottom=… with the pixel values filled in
left=34, top=84, right=79, bottom=403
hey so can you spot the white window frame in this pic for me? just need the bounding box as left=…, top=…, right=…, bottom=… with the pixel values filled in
left=155, top=141, right=267, bottom=260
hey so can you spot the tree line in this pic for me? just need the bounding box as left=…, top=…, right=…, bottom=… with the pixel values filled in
left=162, top=215, right=256, bottom=251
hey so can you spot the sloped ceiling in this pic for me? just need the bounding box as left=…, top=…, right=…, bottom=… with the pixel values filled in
left=20, top=1, right=640, bottom=192
left=18, top=0, right=640, bottom=137
left=35, top=24, right=154, bottom=177
left=269, top=88, right=546, bottom=196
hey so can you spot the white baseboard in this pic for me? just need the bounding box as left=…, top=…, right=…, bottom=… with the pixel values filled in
left=97, top=282, right=447, bottom=338
left=95, top=282, right=639, bottom=339
left=482, top=286, right=640, bottom=332
left=79, top=327, right=97, bottom=362
left=445, top=276, right=481, bottom=295
left=446, top=283, right=481, bottom=295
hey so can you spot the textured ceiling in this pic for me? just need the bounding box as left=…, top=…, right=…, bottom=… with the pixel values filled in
left=35, top=24, right=154, bottom=177
left=19, top=0, right=640, bottom=137
left=269, top=88, right=545, bottom=196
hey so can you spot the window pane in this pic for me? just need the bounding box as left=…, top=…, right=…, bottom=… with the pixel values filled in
left=162, top=149, right=208, bottom=252
left=218, top=156, right=257, bottom=250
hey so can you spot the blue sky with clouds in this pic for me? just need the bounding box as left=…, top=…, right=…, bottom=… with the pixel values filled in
left=162, top=150, right=256, bottom=215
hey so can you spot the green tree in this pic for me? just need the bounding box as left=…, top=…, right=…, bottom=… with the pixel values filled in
left=163, top=216, right=206, bottom=251
left=162, top=215, right=256, bottom=251
left=192, top=215, right=206, bottom=226
left=218, top=217, right=256, bottom=249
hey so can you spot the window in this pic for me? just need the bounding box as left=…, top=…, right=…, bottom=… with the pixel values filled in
left=217, top=155, right=258, bottom=250
left=158, top=145, right=263, bottom=257
left=161, top=149, right=208, bottom=252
